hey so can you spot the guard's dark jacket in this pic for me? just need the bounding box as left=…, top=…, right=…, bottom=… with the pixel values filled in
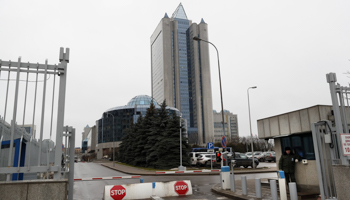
left=278, top=154, right=300, bottom=173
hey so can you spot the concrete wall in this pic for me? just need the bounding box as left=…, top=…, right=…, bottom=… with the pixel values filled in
left=333, top=165, right=350, bottom=200
left=257, top=105, right=333, bottom=139
left=0, top=179, right=68, bottom=200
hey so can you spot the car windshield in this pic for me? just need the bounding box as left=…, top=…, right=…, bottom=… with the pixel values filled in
left=254, top=152, right=261, bottom=155
left=246, top=152, right=252, bottom=155
left=240, top=153, right=247, bottom=158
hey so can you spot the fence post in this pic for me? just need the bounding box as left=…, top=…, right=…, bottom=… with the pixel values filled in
left=54, top=48, right=69, bottom=179
left=68, top=127, right=75, bottom=200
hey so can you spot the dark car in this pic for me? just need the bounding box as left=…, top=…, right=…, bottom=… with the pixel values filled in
left=229, top=152, right=259, bottom=168
left=263, top=152, right=276, bottom=162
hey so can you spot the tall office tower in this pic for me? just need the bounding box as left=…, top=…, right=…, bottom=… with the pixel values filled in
left=150, top=3, right=214, bottom=145
left=213, top=110, right=239, bottom=142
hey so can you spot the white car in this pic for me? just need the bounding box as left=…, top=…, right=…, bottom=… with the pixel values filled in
left=196, top=154, right=216, bottom=166
left=245, top=152, right=253, bottom=158
left=189, top=152, right=201, bottom=165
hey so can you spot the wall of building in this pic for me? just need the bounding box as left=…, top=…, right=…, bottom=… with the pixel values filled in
left=96, top=141, right=122, bottom=159
left=150, top=8, right=214, bottom=145
left=257, top=105, right=333, bottom=139
left=213, top=111, right=239, bottom=142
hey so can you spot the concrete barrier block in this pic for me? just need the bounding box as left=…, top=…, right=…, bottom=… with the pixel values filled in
left=0, top=179, right=68, bottom=200
left=0, top=183, right=28, bottom=199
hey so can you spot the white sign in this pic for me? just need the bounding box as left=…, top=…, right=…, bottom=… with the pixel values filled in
left=207, top=149, right=214, bottom=153
left=340, top=133, right=350, bottom=156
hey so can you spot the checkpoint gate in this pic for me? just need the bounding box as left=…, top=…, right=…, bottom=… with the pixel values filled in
left=0, top=48, right=75, bottom=200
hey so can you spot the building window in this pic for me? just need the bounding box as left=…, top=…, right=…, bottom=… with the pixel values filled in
left=280, top=133, right=315, bottom=160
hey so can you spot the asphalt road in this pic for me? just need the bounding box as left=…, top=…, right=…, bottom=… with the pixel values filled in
left=73, top=162, right=277, bottom=200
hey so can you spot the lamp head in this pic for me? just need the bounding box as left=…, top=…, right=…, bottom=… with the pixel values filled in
left=193, top=36, right=201, bottom=41
left=251, top=86, right=257, bottom=89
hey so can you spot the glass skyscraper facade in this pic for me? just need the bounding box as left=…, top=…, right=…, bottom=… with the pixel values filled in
left=151, top=3, right=214, bottom=145
left=97, top=95, right=180, bottom=144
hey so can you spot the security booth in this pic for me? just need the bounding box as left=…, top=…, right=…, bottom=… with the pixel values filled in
left=257, top=105, right=334, bottom=193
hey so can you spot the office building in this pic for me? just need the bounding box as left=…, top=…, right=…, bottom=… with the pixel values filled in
left=213, top=110, right=239, bottom=142
left=150, top=3, right=214, bottom=145
left=95, top=95, right=180, bottom=159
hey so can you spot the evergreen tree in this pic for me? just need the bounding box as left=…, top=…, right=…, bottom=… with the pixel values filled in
left=135, top=103, right=157, bottom=167
left=147, top=100, right=169, bottom=168
left=154, top=112, right=190, bottom=169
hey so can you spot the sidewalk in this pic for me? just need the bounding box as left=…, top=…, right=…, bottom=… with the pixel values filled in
left=98, top=161, right=278, bottom=176
left=212, top=179, right=320, bottom=200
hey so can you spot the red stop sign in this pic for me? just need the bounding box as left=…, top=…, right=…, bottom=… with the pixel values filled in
left=174, top=181, right=189, bottom=195
left=110, top=185, right=126, bottom=200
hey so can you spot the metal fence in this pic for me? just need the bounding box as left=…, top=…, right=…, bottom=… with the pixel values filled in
left=311, top=72, right=350, bottom=200
left=0, top=48, right=74, bottom=198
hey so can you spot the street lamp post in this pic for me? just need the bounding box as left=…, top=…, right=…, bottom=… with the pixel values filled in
left=193, top=36, right=226, bottom=149
left=179, top=113, right=185, bottom=171
left=247, top=86, right=257, bottom=168
left=106, top=112, right=115, bottom=167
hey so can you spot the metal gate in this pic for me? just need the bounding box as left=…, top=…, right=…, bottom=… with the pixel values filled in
left=0, top=48, right=75, bottom=199
left=311, top=73, right=350, bottom=200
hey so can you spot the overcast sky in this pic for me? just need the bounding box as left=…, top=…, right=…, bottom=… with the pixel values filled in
left=1, top=1, right=350, bottom=148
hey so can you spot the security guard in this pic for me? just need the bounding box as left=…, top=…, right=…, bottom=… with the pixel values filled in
left=278, top=147, right=301, bottom=185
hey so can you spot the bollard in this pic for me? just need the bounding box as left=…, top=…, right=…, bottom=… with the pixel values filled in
left=221, top=166, right=231, bottom=190
left=255, top=178, right=262, bottom=198
left=152, top=182, right=156, bottom=196
left=241, top=176, right=247, bottom=195
left=277, top=171, right=287, bottom=200
left=230, top=165, right=235, bottom=192
left=140, top=178, right=143, bottom=183
left=220, top=172, right=223, bottom=189
left=289, top=182, right=298, bottom=200
left=270, top=180, right=278, bottom=200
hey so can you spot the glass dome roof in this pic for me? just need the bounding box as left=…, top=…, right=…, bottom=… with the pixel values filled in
left=127, top=95, right=158, bottom=107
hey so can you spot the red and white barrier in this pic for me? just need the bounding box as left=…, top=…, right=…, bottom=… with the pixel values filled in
left=74, top=175, right=141, bottom=181
left=155, top=169, right=220, bottom=174
left=104, top=180, right=192, bottom=200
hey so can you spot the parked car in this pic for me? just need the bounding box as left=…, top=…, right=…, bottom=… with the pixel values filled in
left=245, top=152, right=252, bottom=158
left=103, top=155, right=109, bottom=159
left=263, top=152, right=276, bottom=162
left=74, top=156, right=78, bottom=163
left=196, top=154, right=216, bottom=166
left=230, top=152, right=259, bottom=168
left=189, top=152, right=201, bottom=165
left=252, top=152, right=264, bottom=162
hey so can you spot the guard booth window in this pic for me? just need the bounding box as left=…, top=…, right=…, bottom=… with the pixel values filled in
left=280, top=133, right=315, bottom=160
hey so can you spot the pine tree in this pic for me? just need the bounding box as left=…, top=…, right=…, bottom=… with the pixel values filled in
left=147, top=100, right=169, bottom=168
left=153, top=112, right=190, bottom=169
left=135, top=103, right=157, bottom=167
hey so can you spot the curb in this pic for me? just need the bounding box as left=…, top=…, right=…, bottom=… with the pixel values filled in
left=211, top=183, right=253, bottom=200
left=100, top=163, right=277, bottom=176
